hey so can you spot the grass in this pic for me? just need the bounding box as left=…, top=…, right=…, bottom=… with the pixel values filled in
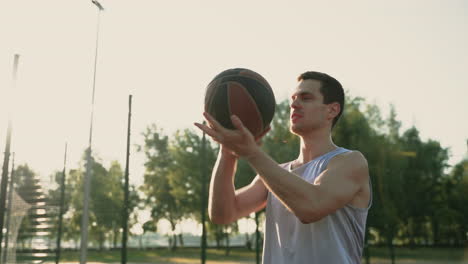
left=54, top=246, right=468, bottom=263
left=364, top=246, right=468, bottom=263
left=59, top=248, right=256, bottom=263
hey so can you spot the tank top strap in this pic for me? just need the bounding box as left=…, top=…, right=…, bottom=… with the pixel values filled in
left=321, top=147, right=351, bottom=167
left=302, top=147, right=351, bottom=180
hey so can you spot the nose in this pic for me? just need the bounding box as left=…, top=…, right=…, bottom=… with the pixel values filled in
left=290, top=98, right=301, bottom=110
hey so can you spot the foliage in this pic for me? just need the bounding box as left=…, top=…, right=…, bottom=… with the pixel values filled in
left=43, top=150, right=139, bottom=249
left=13, top=93, right=467, bottom=254
left=139, top=125, right=218, bottom=249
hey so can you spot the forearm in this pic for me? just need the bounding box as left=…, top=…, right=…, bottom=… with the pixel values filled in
left=246, top=148, right=316, bottom=221
left=208, top=148, right=238, bottom=224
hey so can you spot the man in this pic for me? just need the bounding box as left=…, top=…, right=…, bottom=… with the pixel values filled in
left=194, top=71, right=371, bottom=263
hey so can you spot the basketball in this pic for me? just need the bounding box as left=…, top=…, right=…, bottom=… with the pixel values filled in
left=204, top=68, right=276, bottom=138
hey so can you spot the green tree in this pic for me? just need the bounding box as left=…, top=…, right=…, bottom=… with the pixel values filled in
left=65, top=168, right=85, bottom=248
left=170, top=129, right=217, bottom=221
left=399, top=128, right=449, bottom=246
left=68, top=153, right=108, bottom=249
left=170, top=128, right=221, bottom=248
left=66, top=151, right=130, bottom=250
left=46, top=170, right=72, bottom=247
left=100, top=161, right=125, bottom=248
left=139, top=125, right=184, bottom=250
left=333, top=96, right=409, bottom=263
left=443, top=157, right=468, bottom=246
left=14, top=164, right=39, bottom=249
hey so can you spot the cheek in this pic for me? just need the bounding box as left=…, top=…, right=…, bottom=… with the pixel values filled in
left=310, top=106, right=328, bottom=121
left=308, top=103, right=326, bottom=114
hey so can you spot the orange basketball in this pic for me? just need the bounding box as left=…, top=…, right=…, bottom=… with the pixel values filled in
left=204, top=68, right=276, bottom=138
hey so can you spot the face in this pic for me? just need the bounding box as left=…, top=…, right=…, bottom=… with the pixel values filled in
left=289, top=79, right=338, bottom=135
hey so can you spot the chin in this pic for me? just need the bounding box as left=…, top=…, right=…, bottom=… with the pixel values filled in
left=290, top=122, right=323, bottom=135
left=290, top=123, right=304, bottom=135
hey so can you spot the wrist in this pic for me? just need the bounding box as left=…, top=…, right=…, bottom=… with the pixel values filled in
left=244, top=145, right=263, bottom=162
left=220, top=146, right=237, bottom=161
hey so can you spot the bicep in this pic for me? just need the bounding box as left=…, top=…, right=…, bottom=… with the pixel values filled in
left=234, top=175, right=268, bottom=219
left=313, top=153, right=368, bottom=219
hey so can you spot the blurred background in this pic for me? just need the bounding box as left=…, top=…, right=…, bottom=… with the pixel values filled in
left=1, top=0, right=467, bottom=263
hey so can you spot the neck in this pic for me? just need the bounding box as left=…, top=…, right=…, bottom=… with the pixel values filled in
left=295, top=127, right=337, bottom=167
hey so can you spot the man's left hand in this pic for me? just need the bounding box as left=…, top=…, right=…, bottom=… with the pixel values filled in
left=194, top=112, right=262, bottom=159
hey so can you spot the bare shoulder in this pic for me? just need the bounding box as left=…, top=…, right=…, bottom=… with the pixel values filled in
left=327, top=150, right=369, bottom=181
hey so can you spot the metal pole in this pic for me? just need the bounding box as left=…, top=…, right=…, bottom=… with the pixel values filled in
left=121, top=95, right=132, bottom=264
left=0, top=124, right=12, bottom=261
left=80, top=3, right=103, bottom=263
left=1, top=153, right=15, bottom=264
left=200, top=122, right=207, bottom=264
left=255, top=212, right=260, bottom=264
left=56, top=143, right=67, bottom=264
left=0, top=54, right=19, bottom=255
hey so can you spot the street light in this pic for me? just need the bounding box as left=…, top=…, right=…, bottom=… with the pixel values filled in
left=0, top=54, right=20, bottom=257
left=91, top=0, right=104, bottom=11
left=79, top=1, right=104, bottom=263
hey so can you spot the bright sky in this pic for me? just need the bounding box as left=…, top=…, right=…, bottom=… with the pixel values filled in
left=1, top=0, right=467, bottom=191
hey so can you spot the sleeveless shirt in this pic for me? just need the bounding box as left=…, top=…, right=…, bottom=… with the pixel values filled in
left=262, top=147, right=372, bottom=264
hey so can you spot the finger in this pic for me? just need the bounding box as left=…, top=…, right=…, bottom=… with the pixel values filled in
left=203, top=112, right=225, bottom=131
left=231, top=115, right=251, bottom=136
left=194, top=122, right=222, bottom=141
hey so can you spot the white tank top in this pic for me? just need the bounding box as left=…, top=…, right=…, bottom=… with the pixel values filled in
left=262, top=147, right=372, bottom=264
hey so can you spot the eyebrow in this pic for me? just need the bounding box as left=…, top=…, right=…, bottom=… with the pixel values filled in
left=291, top=91, right=315, bottom=99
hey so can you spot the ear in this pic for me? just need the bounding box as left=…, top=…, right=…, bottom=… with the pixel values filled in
left=328, top=102, right=340, bottom=120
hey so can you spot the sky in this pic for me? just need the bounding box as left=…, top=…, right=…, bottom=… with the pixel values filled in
left=1, top=0, right=467, bottom=193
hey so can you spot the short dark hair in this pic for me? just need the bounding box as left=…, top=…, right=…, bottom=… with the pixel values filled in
left=297, top=71, right=344, bottom=128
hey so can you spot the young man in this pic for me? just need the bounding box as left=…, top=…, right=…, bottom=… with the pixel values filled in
left=194, top=71, right=371, bottom=263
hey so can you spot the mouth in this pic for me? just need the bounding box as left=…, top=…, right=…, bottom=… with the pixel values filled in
left=291, top=113, right=302, bottom=123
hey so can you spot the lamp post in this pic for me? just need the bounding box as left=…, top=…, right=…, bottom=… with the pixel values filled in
left=55, top=144, right=67, bottom=264
left=1, top=153, right=15, bottom=264
left=121, top=95, right=132, bottom=264
left=79, top=2, right=104, bottom=263
left=200, top=122, right=207, bottom=264
left=0, top=54, right=20, bottom=256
